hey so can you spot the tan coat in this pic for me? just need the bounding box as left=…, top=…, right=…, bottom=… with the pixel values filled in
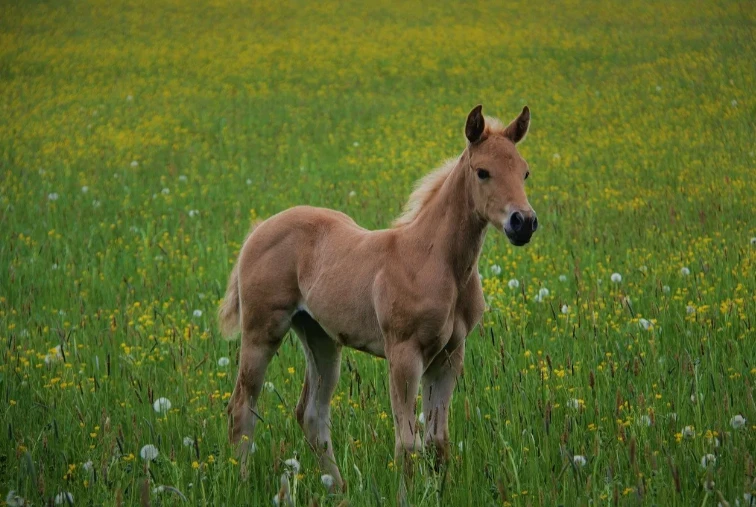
left=219, top=105, right=537, bottom=486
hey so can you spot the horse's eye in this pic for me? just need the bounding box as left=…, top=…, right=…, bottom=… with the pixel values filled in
left=525, top=171, right=530, bottom=180
left=477, top=168, right=490, bottom=180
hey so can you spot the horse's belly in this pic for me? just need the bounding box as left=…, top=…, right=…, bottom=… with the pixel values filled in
left=300, top=301, right=386, bottom=358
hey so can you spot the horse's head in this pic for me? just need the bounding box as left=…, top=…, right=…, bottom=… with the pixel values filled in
left=464, top=104, right=537, bottom=246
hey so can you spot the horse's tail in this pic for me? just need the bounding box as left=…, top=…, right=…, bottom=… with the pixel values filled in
left=218, top=262, right=240, bottom=339
left=218, top=221, right=262, bottom=340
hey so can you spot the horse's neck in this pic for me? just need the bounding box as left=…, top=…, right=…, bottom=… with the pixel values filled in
left=408, top=153, right=487, bottom=282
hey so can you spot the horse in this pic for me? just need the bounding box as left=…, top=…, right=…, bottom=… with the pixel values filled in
left=218, top=105, right=537, bottom=488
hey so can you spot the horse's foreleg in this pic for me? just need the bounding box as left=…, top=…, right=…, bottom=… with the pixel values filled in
left=292, top=315, right=343, bottom=489
left=422, top=340, right=465, bottom=467
left=387, top=342, right=423, bottom=467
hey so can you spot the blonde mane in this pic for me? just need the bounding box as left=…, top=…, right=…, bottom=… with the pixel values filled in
left=392, top=116, right=505, bottom=228
left=393, top=157, right=459, bottom=227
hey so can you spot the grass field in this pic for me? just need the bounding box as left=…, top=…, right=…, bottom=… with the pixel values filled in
left=2, top=0, right=756, bottom=505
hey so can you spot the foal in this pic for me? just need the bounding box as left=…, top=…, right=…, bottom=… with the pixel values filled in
left=219, top=105, right=537, bottom=487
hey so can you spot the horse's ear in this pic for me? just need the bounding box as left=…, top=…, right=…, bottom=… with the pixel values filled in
left=503, top=106, right=530, bottom=144
left=465, top=105, right=485, bottom=144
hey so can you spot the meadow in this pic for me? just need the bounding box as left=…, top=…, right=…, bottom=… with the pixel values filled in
left=1, top=0, right=755, bottom=504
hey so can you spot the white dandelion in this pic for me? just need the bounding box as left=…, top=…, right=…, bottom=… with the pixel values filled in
left=567, top=398, right=580, bottom=409
left=348, top=190, right=356, bottom=198
left=730, top=414, right=746, bottom=429
left=246, top=178, right=252, bottom=185
left=508, top=279, right=520, bottom=289
left=92, top=200, right=101, bottom=208
left=193, top=309, right=203, bottom=318
left=284, top=457, right=301, bottom=475
left=731, top=99, right=738, bottom=107
left=130, top=160, right=139, bottom=168
left=638, top=415, right=652, bottom=427
left=610, top=273, right=622, bottom=283
left=183, top=436, right=194, bottom=447
left=539, top=288, right=550, bottom=298
left=639, top=318, right=652, bottom=330
left=81, top=186, right=89, bottom=193
left=662, top=285, right=671, bottom=294
left=178, top=175, right=188, bottom=182
left=264, top=381, right=275, bottom=393
left=47, top=192, right=59, bottom=201
left=140, top=444, right=159, bottom=461
left=6, top=491, right=26, bottom=507
left=217, top=357, right=230, bottom=367
left=686, top=305, right=696, bottom=315
left=188, top=209, right=199, bottom=218
left=321, top=474, right=335, bottom=490
left=558, top=274, right=568, bottom=282
left=700, top=454, right=716, bottom=468
left=680, top=266, right=690, bottom=276
left=490, top=264, right=502, bottom=276
left=750, top=237, right=756, bottom=246
left=82, top=460, right=93, bottom=472
left=682, top=426, right=695, bottom=439
left=561, top=304, right=569, bottom=315
left=126, top=94, right=133, bottom=101
left=54, top=492, right=74, bottom=505
left=572, top=455, right=587, bottom=467
left=44, top=345, right=63, bottom=365
left=161, top=187, right=170, bottom=195
left=153, top=397, right=172, bottom=413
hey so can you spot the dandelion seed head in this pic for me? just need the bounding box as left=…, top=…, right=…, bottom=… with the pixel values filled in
left=610, top=273, right=622, bottom=283
left=700, top=454, right=716, bottom=468
left=153, top=397, right=172, bottom=413
left=508, top=279, right=520, bottom=289
left=680, top=266, right=690, bottom=276
left=140, top=444, right=159, bottom=461
left=130, top=160, right=139, bottom=168
left=730, top=414, right=746, bottom=429
left=490, top=264, right=502, bottom=276
left=183, top=436, right=194, bottom=447
left=47, top=192, right=59, bottom=201
left=193, top=309, right=203, bottom=318
left=573, top=455, right=587, bottom=467
left=561, top=304, right=569, bottom=314
left=217, top=357, right=230, bottom=367
left=321, top=474, right=335, bottom=489
left=558, top=274, right=568, bottom=282
left=284, top=457, right=300, bottom=474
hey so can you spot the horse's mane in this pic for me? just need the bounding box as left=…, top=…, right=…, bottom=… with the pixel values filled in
left=392, top=116, right=506, bottom=228
left=392, top=157, right=459, bottom=227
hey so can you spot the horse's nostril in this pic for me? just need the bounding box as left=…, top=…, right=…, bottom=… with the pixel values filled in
left=532, top=216, right=539, bottom=232
left=510, top=211, right=524, bottom=232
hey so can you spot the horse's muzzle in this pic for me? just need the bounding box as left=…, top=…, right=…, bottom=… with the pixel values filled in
left=504, top=210, right=538, bottom=246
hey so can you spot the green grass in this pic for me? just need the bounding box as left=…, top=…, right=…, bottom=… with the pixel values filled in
left=1, top=0, right=755, bottom=505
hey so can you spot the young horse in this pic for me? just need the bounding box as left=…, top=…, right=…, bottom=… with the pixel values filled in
left=219, top=105, right=537, bottom=487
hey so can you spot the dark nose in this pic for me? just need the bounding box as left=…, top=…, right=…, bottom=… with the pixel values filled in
left=508, top=211, right=538, bottom=234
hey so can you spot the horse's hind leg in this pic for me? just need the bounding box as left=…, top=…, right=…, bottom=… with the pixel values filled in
left=228, top=306, right=292, bottom=468
left=291, top=312, right=343, bottom=489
